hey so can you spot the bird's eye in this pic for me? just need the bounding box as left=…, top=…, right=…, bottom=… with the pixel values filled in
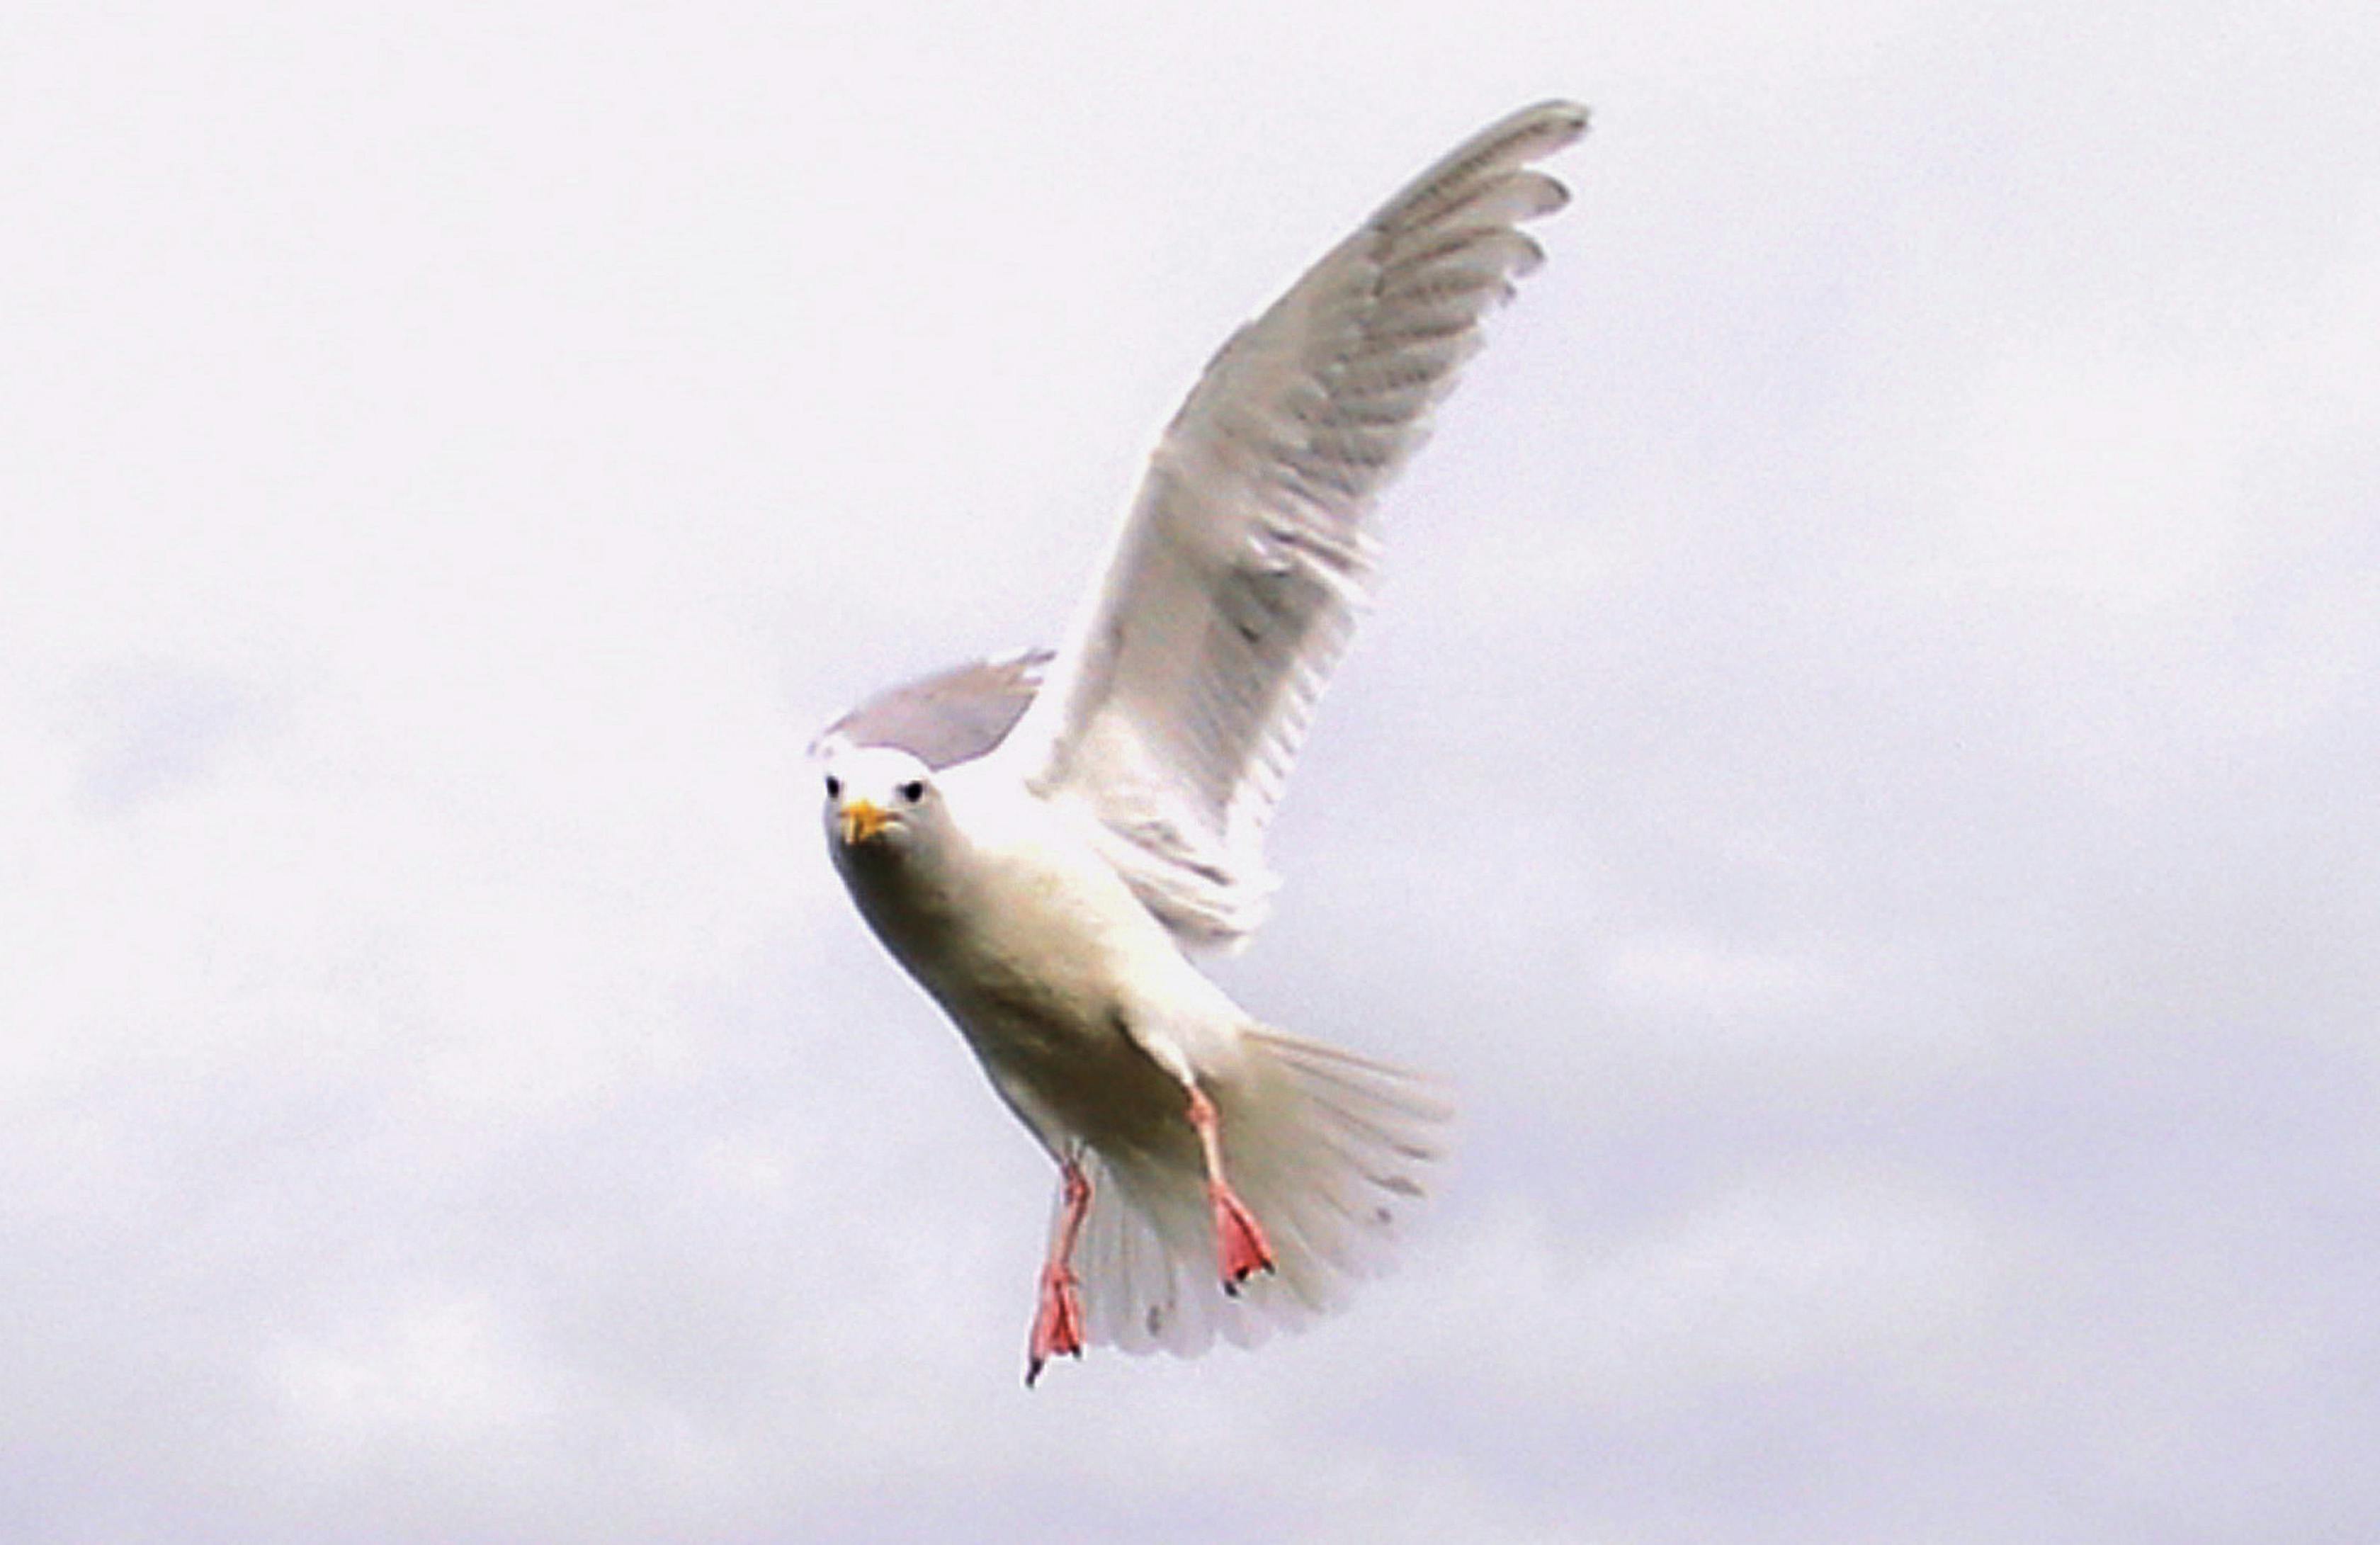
left=824, top=774, right=842, bottom=800
left=899, top=779, right=926, bottom=804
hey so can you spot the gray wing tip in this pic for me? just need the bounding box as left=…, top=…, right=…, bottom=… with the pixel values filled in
left=1514, top=168, right=1573, bottom=220
left=1503, top=98, right=1592, bottom=146
left=1462, top=98, right=1594, bottom=165
left=1371, top=98, right=1593, bottom=237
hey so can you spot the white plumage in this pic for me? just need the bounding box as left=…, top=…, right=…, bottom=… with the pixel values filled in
left=813, top=101, right=1588, bottom=1381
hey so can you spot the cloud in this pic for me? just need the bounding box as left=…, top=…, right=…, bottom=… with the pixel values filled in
left=3, top=2, right=2375, bottom=1541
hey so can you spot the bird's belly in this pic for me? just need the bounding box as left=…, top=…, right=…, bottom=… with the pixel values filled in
left=856, top=861, right=1189, bottom=1149
left=962, top=990, right=1182, bottom=1142
left=927, top=924, right=1187, bottom=1149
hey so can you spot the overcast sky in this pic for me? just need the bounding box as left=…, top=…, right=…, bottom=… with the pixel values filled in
left=5, top=3, right=2376, bottom=1541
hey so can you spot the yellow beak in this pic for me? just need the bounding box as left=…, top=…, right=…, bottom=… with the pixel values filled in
left=839, top=799, right=891, bottom=845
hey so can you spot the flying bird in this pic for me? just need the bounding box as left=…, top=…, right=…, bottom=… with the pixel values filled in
left=812, top=100, right=1589, bottom=1383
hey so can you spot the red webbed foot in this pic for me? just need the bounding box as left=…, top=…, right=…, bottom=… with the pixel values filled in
left=1024, top=1158, right=1093, bottom=1387
left=1208, top=1180, right=1276, bottom=1294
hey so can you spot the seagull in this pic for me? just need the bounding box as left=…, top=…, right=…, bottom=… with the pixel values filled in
left=812, top=100, right=1589, bottom=1383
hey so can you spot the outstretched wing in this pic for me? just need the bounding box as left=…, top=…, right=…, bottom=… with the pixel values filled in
left=994, top=101, right=1589, bottom=948
left=812, top=649, right=1051, bottom=770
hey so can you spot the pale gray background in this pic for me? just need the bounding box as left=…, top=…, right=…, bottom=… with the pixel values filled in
left=4, top=4, right=2375, bottom=1542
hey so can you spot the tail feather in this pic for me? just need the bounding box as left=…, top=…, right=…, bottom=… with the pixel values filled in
left=1064, top=1025, right=1451, bottom=1359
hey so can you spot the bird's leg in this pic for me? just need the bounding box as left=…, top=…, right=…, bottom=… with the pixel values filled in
left=1025, top=1157, right=1091, bottom=1387
left=1186, top=1085, right=1274, bottom=1293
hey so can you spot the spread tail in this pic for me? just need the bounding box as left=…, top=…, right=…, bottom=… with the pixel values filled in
left=1063, top=1026, right=1451, bottom=1357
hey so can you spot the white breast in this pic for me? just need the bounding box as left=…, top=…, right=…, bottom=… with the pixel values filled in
left=834, top=764, right=1229, bottom=1142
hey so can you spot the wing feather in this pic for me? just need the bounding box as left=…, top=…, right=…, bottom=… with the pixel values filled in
left=997, top=101, right=1590, bottom=946
left=810, top=649, right=1050, bottom=770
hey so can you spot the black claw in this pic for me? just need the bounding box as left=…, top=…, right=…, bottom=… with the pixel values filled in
left=1025, top=1345, right=1082, bottom=1388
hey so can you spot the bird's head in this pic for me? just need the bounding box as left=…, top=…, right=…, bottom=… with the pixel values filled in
left=818, top=743, right=940, bottom=857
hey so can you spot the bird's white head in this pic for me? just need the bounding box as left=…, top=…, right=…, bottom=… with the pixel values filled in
left=818, top=742, right=941, bottom=858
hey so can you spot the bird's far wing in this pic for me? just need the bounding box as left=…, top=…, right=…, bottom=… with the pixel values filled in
left=812, top=648, right=1053, bottom=770
left=993, top=100, right=1589, bottom=949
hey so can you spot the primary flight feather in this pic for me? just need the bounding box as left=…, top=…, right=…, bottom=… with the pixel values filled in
left=812, top=100, right=1589, bottom=1383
